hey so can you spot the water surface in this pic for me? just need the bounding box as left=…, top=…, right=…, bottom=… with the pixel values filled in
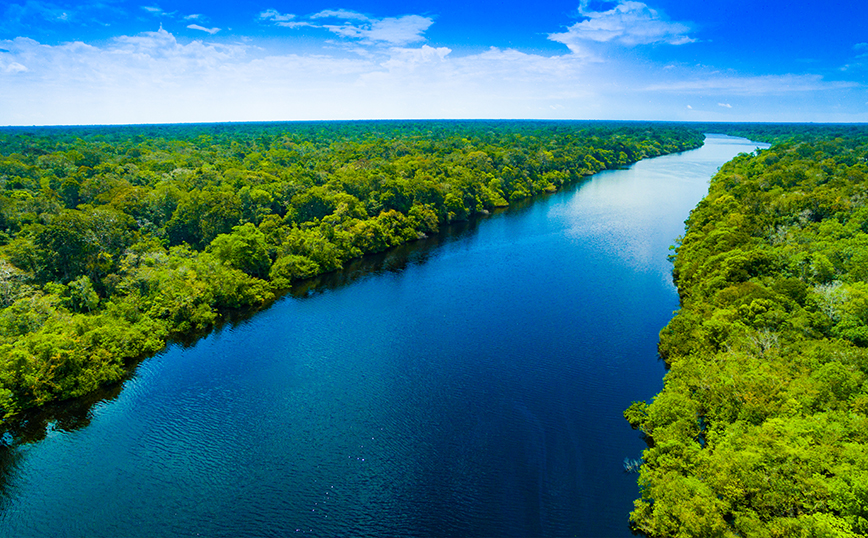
left=0, top=134, right=767, bottom=537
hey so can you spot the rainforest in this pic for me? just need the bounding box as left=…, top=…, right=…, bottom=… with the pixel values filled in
left=1, top=120, right=868, bottom=537
left=625, top=126, right=868, bottom=537
left=0, top=121, right=702, bottom=421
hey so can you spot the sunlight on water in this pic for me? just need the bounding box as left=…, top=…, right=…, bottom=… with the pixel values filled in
left=563, top=135, right=769, bottom=281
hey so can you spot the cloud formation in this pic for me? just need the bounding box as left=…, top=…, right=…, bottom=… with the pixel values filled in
left=257, top=9, right=314, bottom=29
left=0, top=28, right=593, bottom=124
left=259, top=8, right=433, bottom=46
left=3, top=61, right=28, bottom=73
left=259, top=9, right=295, bottom=22
left=310, top=9, right=370, bottom=21
left=187, top=24, right=219, bottom=35
left=1, top=6, right=864, bottom=125
left=644, top=73, right=856, bottom=95
left=550, top=0, right=693, bottom=53
left=323, top=15, right=433, bottom=45
left=141, top=5, right=174, bottom=17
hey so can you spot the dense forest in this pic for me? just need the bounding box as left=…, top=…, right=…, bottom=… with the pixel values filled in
left=625, top=131, right=868, bottom=536
left=8, top=119, right=866, bottom=535
left=0, top=120, right=703, bottom=425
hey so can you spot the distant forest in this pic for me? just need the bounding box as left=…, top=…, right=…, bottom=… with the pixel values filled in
left=0, top=120, right=702, bottom=422
left=626, top=125, right=868, bottom=537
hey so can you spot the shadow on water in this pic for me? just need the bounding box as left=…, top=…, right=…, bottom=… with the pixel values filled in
left=287, top=187, right=563, bottom=298
left=0, top=174, right=590, bottom=469
left=287, top=217, right=484, bottom=299
left=0, top=380, right=128, bottom=507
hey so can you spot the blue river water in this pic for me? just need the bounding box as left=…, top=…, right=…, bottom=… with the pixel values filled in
left=0, top=135, right=767, bottom=537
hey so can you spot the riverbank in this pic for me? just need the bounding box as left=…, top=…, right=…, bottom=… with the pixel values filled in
left=626, top=132, right=868, bottom=537
left=0, top=121, right=703, bottom=427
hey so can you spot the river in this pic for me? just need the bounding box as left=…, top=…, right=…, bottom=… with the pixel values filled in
left=0, top=134, right=767, bottom=537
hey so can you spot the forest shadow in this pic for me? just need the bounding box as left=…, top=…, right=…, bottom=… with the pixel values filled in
left=0, top=179, right=585, bottom=432
left=0, top=174, right=591, bottom=504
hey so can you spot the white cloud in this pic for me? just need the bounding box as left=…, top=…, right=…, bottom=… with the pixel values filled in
left=259, top=9, right=433, bottom=46
left=4, top=61, right=29, bottom=73
left=277, top=21, right=315, bottom=29
left=718, top=102, right=732, bottom=108
left=310, top=10, right=370, bottom=21
left=259, top=9, right=295, bottom=22
left=380, top=45, right=451, bottom=71
left=141, top=6, right=173, bottom=17
left=1, top=23, right=866, bottom=125
left=184, top=14, right=203, bottom=21
left=645, top=73, right=857, bottom=95
left=0, top=30, right=598, bottom=124
left=187, top=24, right=220, bottom=35
left=549, top=0, right=693, bottom=53
left=324, top=15, right=433, bottom=45
left=258, top=9, right=314, bottom=28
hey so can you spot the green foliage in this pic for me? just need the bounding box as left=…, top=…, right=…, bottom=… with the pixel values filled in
left=627, top=132, right=868, bottom=537
left=0, top=120, right=704, bottom=425
left=68, top=275, right=99, bottom=313
left=208, top=223, right=271, bottom=278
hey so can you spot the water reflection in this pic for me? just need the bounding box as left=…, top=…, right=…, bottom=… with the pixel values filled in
left=0, top=177, right=579, bottom=515
left=0, top=216, right=493, bottom=446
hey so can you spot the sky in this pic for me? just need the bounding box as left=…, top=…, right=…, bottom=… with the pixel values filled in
left=1, top=0, right=867, bottom=125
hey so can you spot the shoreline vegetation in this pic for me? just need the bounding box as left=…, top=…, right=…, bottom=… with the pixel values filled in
left=625, top=126, right=868, bottom=537
left=0, top=120, right=703, bottom=432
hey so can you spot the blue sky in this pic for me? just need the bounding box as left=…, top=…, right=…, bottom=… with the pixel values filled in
left=1, top=0, right=867, bottom=125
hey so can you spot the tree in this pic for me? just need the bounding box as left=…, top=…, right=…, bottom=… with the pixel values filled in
left=208, top=223, right=271, bottom=278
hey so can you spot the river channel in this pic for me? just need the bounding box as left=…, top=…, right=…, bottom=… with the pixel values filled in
left=0, top=134, right=767, bottom=537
